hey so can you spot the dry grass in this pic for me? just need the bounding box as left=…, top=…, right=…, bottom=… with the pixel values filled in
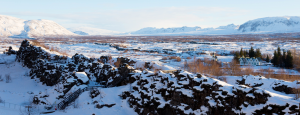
left=31, top=32, right=300, bottom=45
left=30, top=39, right=50, bottom=49
left=169, top=56, right=181, bottom=62
left=162, top=57, right=168, bottom=60
left=162, top=56, right=181, bottom=62
left=243, top=66, right=254, bottom=75
left=184, top=58, right=300, bottom=83
left=184, top=58, right=223, bottom=77
left=114, top=58, right=122, bottom=67
left=153, top=65, right=162, bottom=74
left=135, top=63, right=145, bottom=71
left=29, top=39, right=71, bottom=57
left=293, top=85, right=300, bottom=100
left=291, top=48, right=300, bottom=72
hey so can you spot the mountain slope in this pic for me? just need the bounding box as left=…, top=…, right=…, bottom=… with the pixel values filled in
left=129, top=16, right=300, bottom=35
left=238, top=16, right=300, bottom=33
left=128, top=25, right=240, bottom=35
left=130, top=26, right=201, bottom=35
left=0, top=15, right=76, bottom=37
left=0, top=15, right=25, bottom=36
left=68, top=27, right=121, bottom=35
left=73, top=31, right=89, bottom=35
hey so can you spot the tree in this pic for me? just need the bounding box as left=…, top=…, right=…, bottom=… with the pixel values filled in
left=277, top=46, right=282, bottom=57
left=272, top=50, right=279, bottom=66
left=249, top=46, right=255, bottom=58
left=240, top=48, right=243, bottom=57
left=282, top=51, right=286, bottom=67
left=5, top=74, right=11, bottom=83
left=266, top=55, right=270, bottom=62
left=229, top=59, right=241, bottom=76
left=285, top=50, right=293, bottom=68
left=271, top=47, right=293, bottom=68
left=255, top=48, right=262, bottom=58
left=234, top=52, right=240, bottom=62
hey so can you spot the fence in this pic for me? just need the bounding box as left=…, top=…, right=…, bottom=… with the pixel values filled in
left=0, top=100, right=42, bottom=114
left=57, top=87, right=87, bottom=110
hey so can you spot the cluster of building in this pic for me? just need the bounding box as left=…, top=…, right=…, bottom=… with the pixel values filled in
left=239, top=57, right=263, bottom=66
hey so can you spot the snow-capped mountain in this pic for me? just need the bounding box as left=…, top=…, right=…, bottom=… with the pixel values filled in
left=73, top=31, right=89, bottom=35
left=0, top=15, right=76, bottom=38
left=2, top=15, right=300, bottom=37
left=129, top=16, right=300, bottom=35
left=216, top=23, right=239, bottom=30
left=130, top=26, right=201, bottom=35
left=128, top=25, right=240, bottom=35
left=238, top=16, right=300, bottom=33
left=68, top=27, right=121, bottom=35
left=0, top=15, right=25, bottom=36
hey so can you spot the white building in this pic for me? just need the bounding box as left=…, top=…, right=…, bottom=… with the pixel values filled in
left=239, top=57, right=262, bottom=66
left=178, top=48, right=196, bottom=52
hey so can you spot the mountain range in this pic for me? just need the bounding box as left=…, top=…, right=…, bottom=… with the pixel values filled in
left=67, top=27, right=121, bottom=35
left=129, top=16, right=300, bottom=35
left=0, top=15, right=75, bottom=38
left=1, top=15, right=300, bottom=37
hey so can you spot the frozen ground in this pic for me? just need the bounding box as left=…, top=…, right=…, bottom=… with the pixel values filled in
left=1, top=37, right=300, bottom=114
left=47, top=40, right=300, bottom=74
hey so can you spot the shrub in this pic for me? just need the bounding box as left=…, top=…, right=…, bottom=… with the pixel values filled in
left=243, top=66, right=254, bottom=75
left=185, top=58, right=223, bottom=76
left=0, top=96, right=3, bottom=103
left=32, top=96, right=40, bottom=104
left=114, top=59, right=122, bottom=68
left=293, top=86, right=300, bottom=100
left=162, top=57, right=168, bottom=60
left=90, top=88, right=100, bottom=99
left=5, top=74, right=11, bottom=83
left=176, top=57, right=181, bottom=62
left=169, top=56, right=181, bottom=62
left=0, top=75, right=3, bottom=82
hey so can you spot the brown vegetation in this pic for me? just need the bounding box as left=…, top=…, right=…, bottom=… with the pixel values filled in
left=114, top=58, right=122, bottom=67
left=293, top=86, right=300, bottom=100
left=30, top=39, right=71, bottom=57
left=291, top=48, right=300, bottom=72
left=31, top=32, right=300, bottom=45
left=162, top=56, right=181, bottom=62
left=184, top=58, right=223, bottom=77
left=184, top=58, right=300, bottom=82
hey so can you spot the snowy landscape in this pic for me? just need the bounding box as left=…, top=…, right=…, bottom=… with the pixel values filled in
left=1, top=10, right=300, bottom=115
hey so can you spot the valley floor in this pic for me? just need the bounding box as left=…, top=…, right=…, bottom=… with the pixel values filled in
left=1, top=37, right=300, bottom=115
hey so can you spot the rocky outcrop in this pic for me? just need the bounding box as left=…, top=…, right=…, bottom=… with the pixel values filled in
left=121, top=70, right=300, bottom=115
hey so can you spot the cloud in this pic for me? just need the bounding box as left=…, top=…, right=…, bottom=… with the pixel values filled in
left=0, top=6, right=249, bottom=32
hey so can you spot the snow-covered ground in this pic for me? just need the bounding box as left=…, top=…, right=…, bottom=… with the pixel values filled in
left=46, top=40, right=300, bottom=73
left=1, top=37, right=300, bottom=114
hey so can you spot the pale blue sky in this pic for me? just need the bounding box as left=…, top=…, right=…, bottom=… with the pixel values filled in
left=0, top=0, right=299, bottom=32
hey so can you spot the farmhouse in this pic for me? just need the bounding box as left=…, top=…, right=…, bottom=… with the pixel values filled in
left=178, top=48, right=196, bottom=52
left=211, top=52, right=218, bottom=61
left=239, top=57, right=262, bottom=66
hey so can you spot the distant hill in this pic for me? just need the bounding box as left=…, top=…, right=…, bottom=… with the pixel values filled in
left=238, top=16, right=300, bottom=33
left=128, top=16, right=300, bottom=35
left=2, top=15, right=300, bottom=37
left=73, top=31, right=89, bottom=35
left=68, top=27, right=122, bottom=35
left=0, top=15, right=76, bottom=38
left=130, top=26, right=202, bottom=35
